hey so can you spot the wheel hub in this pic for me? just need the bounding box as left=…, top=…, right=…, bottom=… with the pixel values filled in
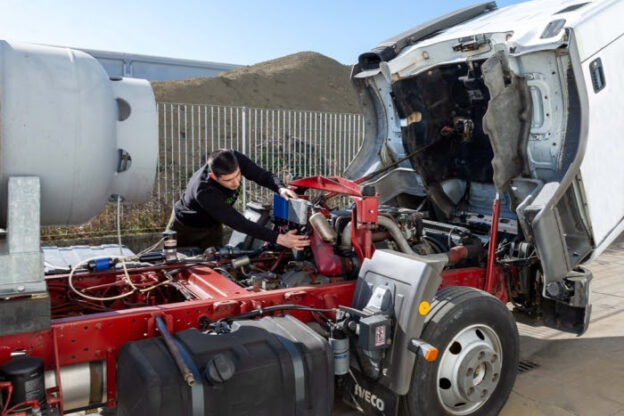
left=436, top=324, right=503, bottom=415
left=456, top=345, right=500, bottom=402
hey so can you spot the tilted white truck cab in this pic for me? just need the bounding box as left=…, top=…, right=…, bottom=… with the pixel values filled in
left=348, top=0, right=624, bottom=337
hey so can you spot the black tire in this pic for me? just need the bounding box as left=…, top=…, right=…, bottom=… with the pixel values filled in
left=401, top=287, right=519, bottom=416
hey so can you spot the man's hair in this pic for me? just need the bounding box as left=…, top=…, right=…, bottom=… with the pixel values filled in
left=208, top=149, right=239, bottom=177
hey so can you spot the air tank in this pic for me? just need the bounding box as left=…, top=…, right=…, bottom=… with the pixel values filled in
left=0, top=40, right=157, bottom=227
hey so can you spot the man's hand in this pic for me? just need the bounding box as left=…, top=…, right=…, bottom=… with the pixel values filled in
left=276, top=229, right=310, bottom=251
left=279, top=187, right=298, bottom=201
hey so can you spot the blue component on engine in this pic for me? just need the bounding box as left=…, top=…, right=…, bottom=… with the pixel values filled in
left=273, top=194, right=289, bottom=221
left=94, top=258, right=112, bottom=271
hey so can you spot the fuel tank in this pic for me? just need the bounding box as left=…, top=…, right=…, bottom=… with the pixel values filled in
left=116, top=315, right=334, bottom=416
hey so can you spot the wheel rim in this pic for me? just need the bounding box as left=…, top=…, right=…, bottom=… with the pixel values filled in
left=436, top=324, right=503, bottom=415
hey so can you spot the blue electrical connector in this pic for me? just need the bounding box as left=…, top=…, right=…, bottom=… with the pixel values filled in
left=87, top=257, right=115, bottom=271
left=273, top=194, right=289, bottom=221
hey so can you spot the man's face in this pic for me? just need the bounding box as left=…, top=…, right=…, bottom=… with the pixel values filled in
left=214, top=168, right=242, bottom=190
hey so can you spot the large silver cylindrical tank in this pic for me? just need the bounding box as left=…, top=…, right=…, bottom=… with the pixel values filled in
left=0, top=40, right=157, bottom=227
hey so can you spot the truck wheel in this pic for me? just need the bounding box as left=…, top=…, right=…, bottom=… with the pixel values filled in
left=401, top=287, right=519, bottom=415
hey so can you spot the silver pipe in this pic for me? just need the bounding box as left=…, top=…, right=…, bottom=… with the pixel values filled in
left=377, top=215, right=413, bottom=254
left=310, top=212, right=337, bottom=243
left=232, top=255, right=251, bottom=269
left=377, top=215, right=450, bottom=263
left=340, top=221, right=352, bottom=250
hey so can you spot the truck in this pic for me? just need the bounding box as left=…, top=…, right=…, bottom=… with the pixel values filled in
left=0, top=0, right=622, bottom=415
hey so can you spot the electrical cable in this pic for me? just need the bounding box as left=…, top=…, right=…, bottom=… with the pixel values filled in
left=43, top=261, right=71, bottom=272
left=67, top=254, right=176, bottom=301
left=219, top=304, right=337, bottom=322
left=114, top=197, right=172, bottom=293
left=337, top=305, right=369, bottom=318
left=116, top=197, right=139, bottom=292
left=66, top=198, right=169, bottom=301
left=68, top=255, right=138, bottom=301
left=133, top=237, right=165, bottom=258
left=0, top=382, right=13, bottom=415
left=2, top=399, right=39, bottom=416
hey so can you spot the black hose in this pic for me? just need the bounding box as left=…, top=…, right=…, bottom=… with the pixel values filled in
left=219, top=304, right=337, bottom=322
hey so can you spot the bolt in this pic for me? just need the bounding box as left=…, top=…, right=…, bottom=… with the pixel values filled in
left=422, top=51, right=430, bottom=60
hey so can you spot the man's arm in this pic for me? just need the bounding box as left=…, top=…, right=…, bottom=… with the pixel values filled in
left=235, top=151, right=299, bottom=200
left=197, top=190, right=279, bottom=243
left=197, top=193, right=309, bottom=249
left=235, top=151, right=284, bottom=192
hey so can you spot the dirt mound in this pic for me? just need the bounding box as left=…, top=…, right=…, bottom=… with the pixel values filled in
left=152, top=52, right=361, bottom=114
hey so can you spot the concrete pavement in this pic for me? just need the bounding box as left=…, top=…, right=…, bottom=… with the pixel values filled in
left=501, top=235, right=624, bottom=416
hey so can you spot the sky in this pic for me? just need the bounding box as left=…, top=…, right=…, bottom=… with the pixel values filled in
left=0, top=0, right=524, bottom=66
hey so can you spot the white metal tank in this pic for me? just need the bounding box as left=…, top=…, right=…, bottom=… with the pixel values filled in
left=0, top=40, right=157, bottom=227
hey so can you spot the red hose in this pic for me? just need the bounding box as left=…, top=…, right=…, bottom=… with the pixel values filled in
left=0, top=382, right=12, bottom=414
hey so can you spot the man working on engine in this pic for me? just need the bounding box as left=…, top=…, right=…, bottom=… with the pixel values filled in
left=168, top=149, right=309, bottom=251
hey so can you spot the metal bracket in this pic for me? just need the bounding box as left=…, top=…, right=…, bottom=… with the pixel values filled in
left=0, top=177, right=50, bottom=335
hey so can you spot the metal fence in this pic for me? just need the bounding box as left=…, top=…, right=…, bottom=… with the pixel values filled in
left=42, top=103, right=365, bottom=239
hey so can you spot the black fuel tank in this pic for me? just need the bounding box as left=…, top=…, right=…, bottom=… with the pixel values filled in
left=116, top=315, right=333, bottom=416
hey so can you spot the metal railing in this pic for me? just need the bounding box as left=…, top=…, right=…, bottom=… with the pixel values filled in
left=42, top=103, right=365, bottom=239
left=158, top=104, right=365, bottom=206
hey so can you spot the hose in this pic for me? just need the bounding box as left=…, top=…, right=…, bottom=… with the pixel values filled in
left=376, top=216, right=449, bottom=262
left=67, top=255, right=172, bottom=302
left=376, top=215, right=414, bottom=254
left=155, top=316, right=195, bottom=386
left=115, top=197, right=139, bottom=292
left=67, top=255, right=138, bottom=301
left=219, top=304, right=337, bottom=322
